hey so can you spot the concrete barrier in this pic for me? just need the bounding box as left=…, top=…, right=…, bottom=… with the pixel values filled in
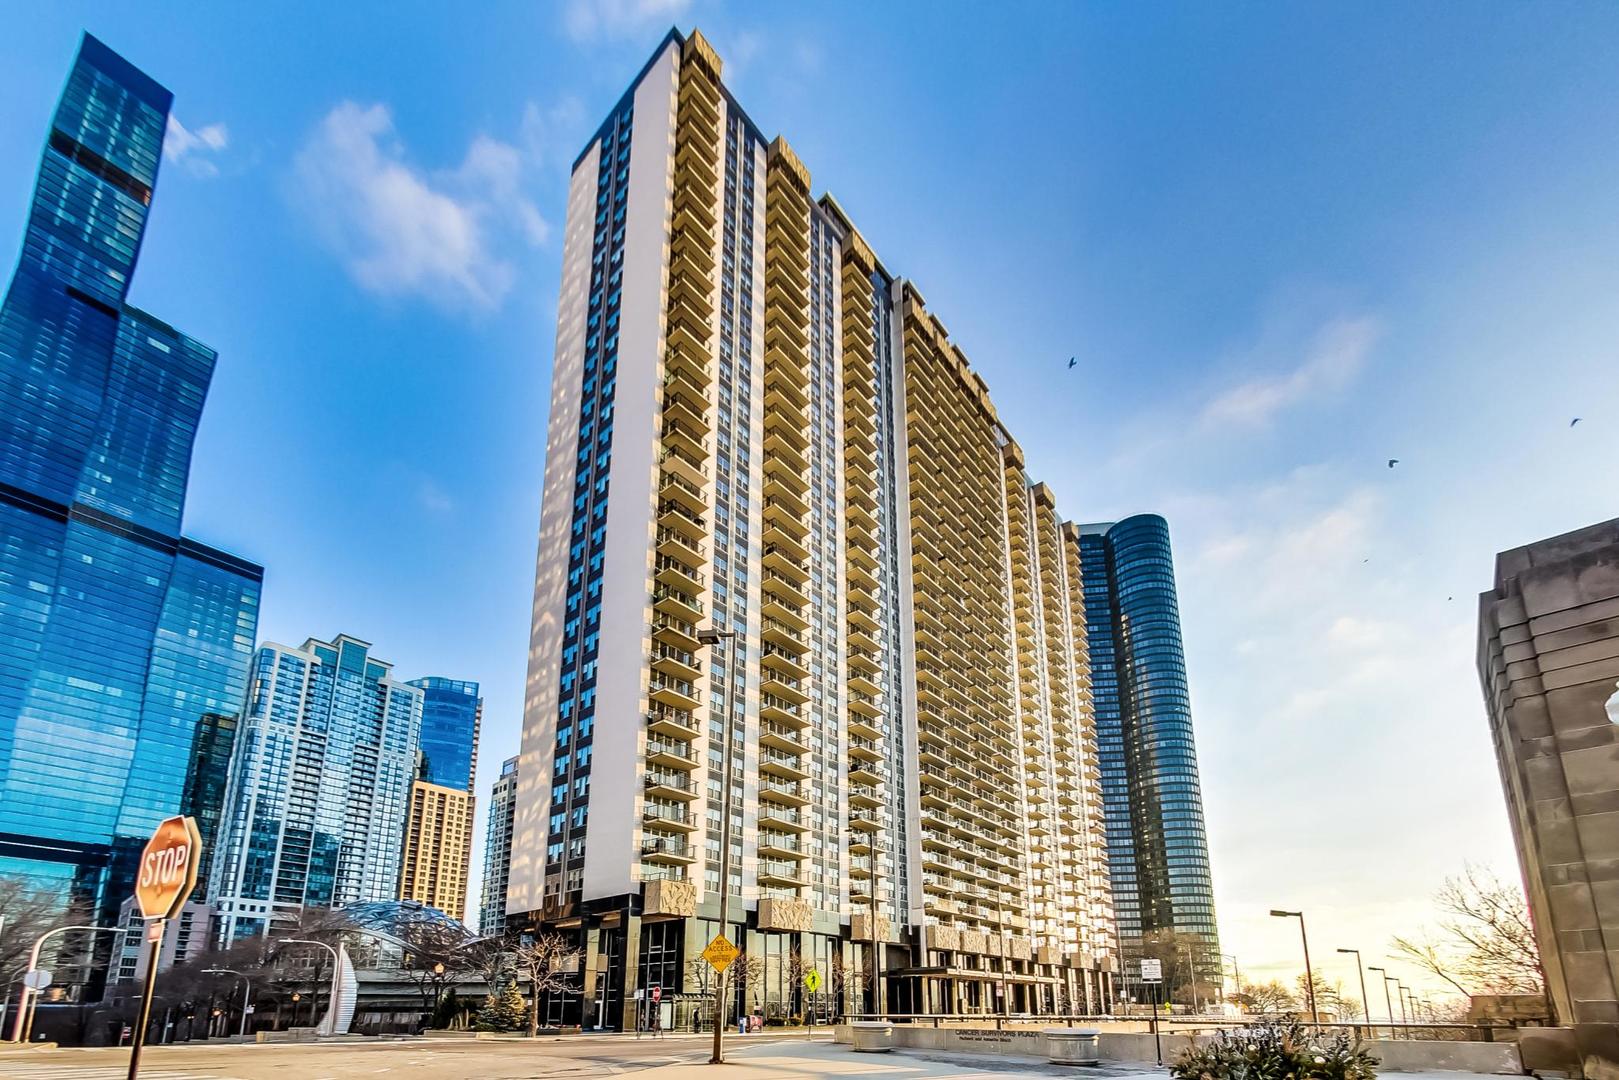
left=1046, top=1027, right=1101, bottom=1065
left=1366, top=1039, right=1522, bottom=1075
left=851, top=1020, right=894, bottom=1052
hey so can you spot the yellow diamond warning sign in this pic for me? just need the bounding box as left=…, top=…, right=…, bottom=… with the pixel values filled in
left=702, top=934, right=739, bottom=973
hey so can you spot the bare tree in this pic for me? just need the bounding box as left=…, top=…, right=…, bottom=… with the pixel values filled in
left=388, top=915, right=476, bottom=1019
left=731, top=952, right=768, bottom=1016
left=831, top=952, right=875, bottom=1016
left=1228, top=978, right=1299, bottom=1017
left=0, top=875, right=95, bottom=988
left=510, top=932, right=580, bottom=1038
left=1392, top=864, right=1546, bottom=1002
left=464, top=934, right=515, bottom=995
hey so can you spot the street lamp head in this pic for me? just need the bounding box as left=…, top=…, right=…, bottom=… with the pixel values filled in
left=1336, top=948, right=1358, bottom=955
left=1367, top=966, right=1385, bottom=973
left=696, top=627, right=737, bottom=646
left=1269, top=909, right=1301, bottom=918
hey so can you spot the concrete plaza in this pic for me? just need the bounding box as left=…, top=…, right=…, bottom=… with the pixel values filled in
left=0, top=1033, right=1528, bottom=1080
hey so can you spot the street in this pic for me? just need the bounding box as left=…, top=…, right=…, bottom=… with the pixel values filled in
left=0, top=1033, right=825, bottom=1080
left=0, top=1033, right=1151, bottom=1080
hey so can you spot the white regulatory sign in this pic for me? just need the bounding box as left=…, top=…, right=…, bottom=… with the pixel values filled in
left=1140, top=958, right=1163, bottom=983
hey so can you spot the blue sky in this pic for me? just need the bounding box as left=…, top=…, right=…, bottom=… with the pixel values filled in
left=4, top=1, right=1618, bottom=1002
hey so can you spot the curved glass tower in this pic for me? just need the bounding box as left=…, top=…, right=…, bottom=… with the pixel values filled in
left=0, top=34, right=262, bottom=934
left=1078, top=515, right=1219, bottom=1000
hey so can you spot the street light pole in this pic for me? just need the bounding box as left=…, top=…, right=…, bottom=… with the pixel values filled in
left=282, top=939, right=340, bottom=1036
left=203, top=968, right=252, bottom=1037
left=698, top=626, right=738, bottom=1066
left=1336, top=948, right=1371, bottom=1031
left=1221, top=952, right=1241, bottom=997
left=1269, top=910, right=1318, bottom=1025
left=11, top=924, right=118, bottom=1043
left=1367, top=966, right=1396, bottom=1031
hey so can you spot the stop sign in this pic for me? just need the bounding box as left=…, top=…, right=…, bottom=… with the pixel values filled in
left=134, top=815, right=201, bottom=920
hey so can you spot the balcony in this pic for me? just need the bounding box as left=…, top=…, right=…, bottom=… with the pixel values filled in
left=646, top=737, right=698, bottom=770
left=646, top=705, right=700, bottom=740
left=760, top=718, right=807, bottom=754
left=658, top=469, right=705, bottom=515
left=656, top=500, right=706, bottom=543
left=649, top=672, right=699, bottom=710
left=757, top=860, right=806, bottom=888
left=651, top=613, right=700, bottom=652
left=760, top=694, right=807, bottom=729
left=644, top=771, right=697, bottom=801
left=758, top=804, right=807, bottom=832
left=642, top=803, right=695, bottom=832
left=653, top=556, right=703, bottom=595
left=655, top=526, right=704, bottom=567
left=849, top=784, right=882, bottom=809
left=759, top=747, right=810, bottom=781
left=757, top=832, right=801, bottom=858
left=641, top=836, right=696, bottom=863
left=759, top=777, right=808, bottom=806
left=759, top=667, right=809, bottom=706
left=762, top=424, right=809, bottom=470
left=652, top=584, right=704, bottom=623
left=760, top=642, right=809, bottom=681
left=760, top=593, right=808, bottom=632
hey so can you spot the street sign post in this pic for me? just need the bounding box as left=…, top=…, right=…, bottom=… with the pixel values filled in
left=1140, top=959, right=1164, bottom=1066
left=127, top=816, right=201, bottom=1080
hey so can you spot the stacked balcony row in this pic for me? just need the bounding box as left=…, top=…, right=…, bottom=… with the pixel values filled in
left=642, top=33, right=725, bottom=883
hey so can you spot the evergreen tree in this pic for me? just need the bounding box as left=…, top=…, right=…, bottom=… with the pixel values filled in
left=473, top=980, right=527, bottom=1032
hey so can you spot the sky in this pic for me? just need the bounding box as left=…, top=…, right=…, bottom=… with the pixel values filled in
left=3, top=0, right=1618, bottom=1010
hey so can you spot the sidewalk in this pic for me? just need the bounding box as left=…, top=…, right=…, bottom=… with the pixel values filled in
left=631, top=1040, right=1528, bottom=1080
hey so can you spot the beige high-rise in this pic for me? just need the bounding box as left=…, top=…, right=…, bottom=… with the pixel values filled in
left=507, top=27, right=1118, bottom=1031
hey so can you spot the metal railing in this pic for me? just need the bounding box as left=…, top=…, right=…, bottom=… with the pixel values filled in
left=836, top=1012, right=1533, bottom=1042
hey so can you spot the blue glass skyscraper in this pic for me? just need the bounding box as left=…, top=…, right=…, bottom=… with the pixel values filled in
left=1078, top=515, right=1220, bottom=999
left=406, top=677, right=480, bottom=792
left=0, top=34, right=262, bottom=923
left=211, top=635, right=422, bottom=942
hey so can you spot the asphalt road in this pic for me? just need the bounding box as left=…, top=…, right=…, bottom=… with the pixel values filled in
left=0, top=1031, right=830, bottom=1080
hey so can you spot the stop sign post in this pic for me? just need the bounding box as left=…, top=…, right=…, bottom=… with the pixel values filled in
left=127, top=815, right=201, bottom=1080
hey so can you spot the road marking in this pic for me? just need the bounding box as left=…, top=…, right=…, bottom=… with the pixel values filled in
left=0, top=1070, right=224, bottom=1080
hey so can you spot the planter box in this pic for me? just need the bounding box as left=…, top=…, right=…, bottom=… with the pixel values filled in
left=1046, top=1027, right=1101, bottom=1066
left=851, top=1020, right=894, bottom=1053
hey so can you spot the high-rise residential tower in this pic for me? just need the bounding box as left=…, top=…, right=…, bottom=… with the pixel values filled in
left=1480, top=519, right=1619, bottom=1076
left=0, top=34, right=262, bottom=928
left=211, top=635, right=422, bottom=942
left=1077, top=516, right=1220, bottom=1000
left=480, top=755, right=519, bottom=934
left=509, top=27, right=1179, bottom=1029
left=398, top=677, right=481, bottom=921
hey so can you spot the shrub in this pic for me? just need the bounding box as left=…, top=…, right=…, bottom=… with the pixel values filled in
left=472, top=980, right=527, bottom=1032
left=1170, top=1023, right=1378, bottom=1080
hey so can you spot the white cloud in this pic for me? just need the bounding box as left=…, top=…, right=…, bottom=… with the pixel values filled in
left=1201, top=315, right=1383, bottom=429
left=417, top=477, right=455, bottom=514
left=163, top=115, right=229, bottom=178
left=563, top=0, right=691, bottom=42
left=292, top=102, right=551, bottom=313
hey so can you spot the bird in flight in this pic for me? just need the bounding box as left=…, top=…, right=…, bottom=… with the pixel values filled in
left=1068, top=357, right=1077, bottom=370
left=1387, top=458, right=1400, bottom=469
left=1571, top=417, right=1582, bottom=427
